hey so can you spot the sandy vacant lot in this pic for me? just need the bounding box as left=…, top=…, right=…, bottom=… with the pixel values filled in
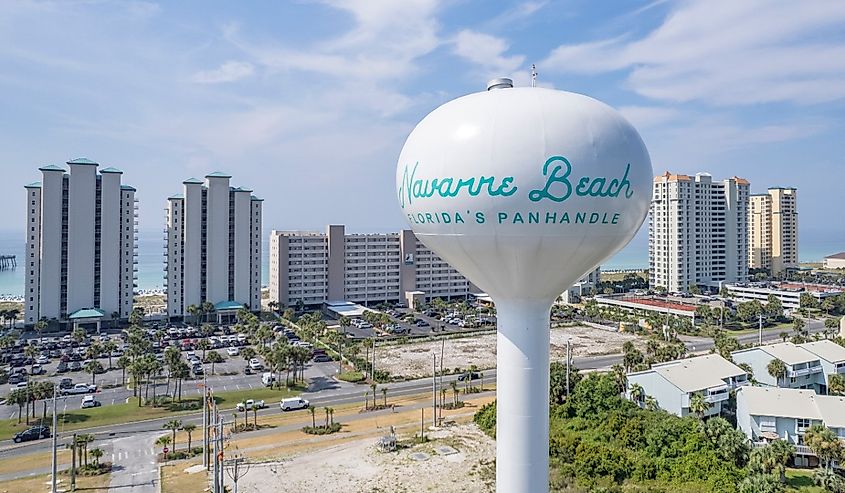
left=235, top=424, right=495, bottom=493
left=377, top=325, right=639, bottom=379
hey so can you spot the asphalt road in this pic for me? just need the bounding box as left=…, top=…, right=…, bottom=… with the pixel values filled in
left=107, top=432, right=160, bottom=492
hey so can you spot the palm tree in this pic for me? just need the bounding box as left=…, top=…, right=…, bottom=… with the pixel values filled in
left=89, top=448, right=103, bottom=467
left=102, top=340, right=117, bottom=370
left=324, top=407, right=330, bottom=428
left=24, top=344, right=38, bottom=373
left=689, top=392, right=711, bottom=419
left=84, top=360, right=104, bottom=385
left=117, top=355, right=131, bottom=386
left=196, top=339, right=210, bottom=361
left=370, top=383, right=377, bottom=408
left=381, top=387, right=388, bottom=407
left=252, top=405, right=260, bottom=429
left=328, top=407, right=335, bottom=426
left=71, top=327, right=86, bottom=344
left=34, top=319, right=48, bottom=344
left=829, top=373, right=845, bottom=396
left=644, top=396, right=659, bottom=411
left=308, top=405, right=316, bottom=428
left=629, top=383, right=644, bottom=404
left=163, top=420, right=182, bottom=451
left=206, top=351, right=224, bottom=375
left=804, top=424, right=842, bottom=470
left=182, top=423, right=197, bottom=451
left=767, top=358, right=787, bottom=385
left=450, top=381, right=459, bottom=406
left=156, top=435, right=172, bottom=459
left=202, top=301, right=215, bottom=323
left=363, top=391, right=369, bottom=411
left=111, top=311, right=121, bottom=329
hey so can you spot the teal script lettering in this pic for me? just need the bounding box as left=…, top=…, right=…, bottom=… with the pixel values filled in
left=398, top=162, right=517, bottom=208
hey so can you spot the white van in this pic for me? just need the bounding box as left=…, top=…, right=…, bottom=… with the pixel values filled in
left=280, top=397, right=310, bottom=411
left=261, top=372, right=276, bottom=387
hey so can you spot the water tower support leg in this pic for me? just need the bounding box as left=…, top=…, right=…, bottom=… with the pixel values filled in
left=496, top=299, right=552, bottom=493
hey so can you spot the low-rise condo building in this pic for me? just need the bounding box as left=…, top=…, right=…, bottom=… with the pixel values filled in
left=626, top=354, right=749, bottom=418
left=725, top=282, right=844, bottom=311
left=731, top=341, right=845, bottom=393
left=736, top=386, right=845, bottom=467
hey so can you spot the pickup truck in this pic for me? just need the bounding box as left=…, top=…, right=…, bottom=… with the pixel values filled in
left=61, top=383, right=97, bottom=395
left=236, top=399, right=266, bottom=412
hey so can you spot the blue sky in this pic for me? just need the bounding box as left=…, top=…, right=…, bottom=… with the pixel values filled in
left=1, top=0, right=843, bottom=263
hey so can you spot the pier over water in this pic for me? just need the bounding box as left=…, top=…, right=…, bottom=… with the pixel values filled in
left=0, top=255, right=15, bottom=270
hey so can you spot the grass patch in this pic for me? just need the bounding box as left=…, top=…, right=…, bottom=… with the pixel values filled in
left=161, top=460, right=206, bottom=493
left=0, top=385, right=308, bottom=440
left=0, top=471, right=110, bottom=492
left=785, top=469, right=826, bottom=492
left=338, top=371, right=365, bottom=383
left=302, top=423, right=342, bottom=435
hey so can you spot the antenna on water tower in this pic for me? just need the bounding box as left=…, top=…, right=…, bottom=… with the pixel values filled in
left=531, top=64, right=537, bottom=87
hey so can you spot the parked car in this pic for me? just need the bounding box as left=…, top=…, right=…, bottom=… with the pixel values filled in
left=59, top=378, right=74, bottom=389
left=312, top=354, right=332, bottom=363
left=248, top=358, right=263, bottom=370
left=61, top=383, right=97, bottom=395
left=261, top=372, right=276, bottom=387
left=280, top=397, right=310, bottom=411
left=236, top=399, right=266, bottom=412
left=81, top=395, right=101, bottom=409
left=415, top=320, right=429, bottom=327
left=458, top=372, right=481, bottom=381
left=226, top=347, right=240, bottom=357
left=35, top=355, right=50, bottom=365
left=68, top=361, right=82, bottom=372
left=13, top=425, right=50, bottom=443
left=8, top=373, right=25, bottom=384
left=29, top=364, right=45, bottom=376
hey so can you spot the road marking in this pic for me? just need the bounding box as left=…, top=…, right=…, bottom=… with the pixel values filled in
left=111, top=453, right=115, bottom=462
left=248, top=383, right=253, bottom=389
left=118, top=452, right=123, bottom=461
left=236, top=384, right=241, bottom=390
left=7, top=412, right=14, bottom=419
left=222, top=385, right=227, bottom=391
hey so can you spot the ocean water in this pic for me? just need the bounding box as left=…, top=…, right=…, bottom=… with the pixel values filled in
left=0, top=228, right=839, bottom=297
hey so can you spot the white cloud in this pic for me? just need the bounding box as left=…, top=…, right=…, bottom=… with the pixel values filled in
left=453, top=30, right=525, bottom=77
left=618, top=105, right=680, bottom=128
left=484, top=1, right=549, bottom=29
left=542, top=0, right=845, bottom=105
left=192, top=61, right=254, bottom=84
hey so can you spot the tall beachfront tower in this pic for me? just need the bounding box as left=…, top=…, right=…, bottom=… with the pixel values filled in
left=24, top=159, right=138, bottom=327
left=750, top=187, right=798, bottom=275
left=164, top=173, right=262, bottom=321
left=649, top=172, right=750, bottom=293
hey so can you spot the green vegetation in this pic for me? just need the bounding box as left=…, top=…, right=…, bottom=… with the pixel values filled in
left=474, top=372, right=838, bottom=492
left=338, top=371, right=365, bottom=383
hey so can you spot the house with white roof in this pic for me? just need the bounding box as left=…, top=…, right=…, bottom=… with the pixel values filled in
left=732, top=341, right=845, bottom=394
left=736, top=386, right=845, bottom=467
left=626, top=354, right=749, bottom=417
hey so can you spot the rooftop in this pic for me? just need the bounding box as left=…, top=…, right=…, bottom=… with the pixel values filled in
left=183, top=177, right=204, bottom=185
left=168, top=193, right=184, bottom=200
left=738, top=386, right=845, bottom=427
left=825, top=252, right=845, bottom=260
left=120, top=185, right=136, bottom=191
left=67, top=157, right=98, bottom=165
left=733, top=342, right=817, bottom=366
left=38, top=164, right=66, bottom=172
left=206, top=171, right=232, bottom=178
left=324, top=301, right=371, bottom=318
left=214, top=300, right=245, bottom=311
left=646, top=354, right=746, bottom=393
left=99, top=167, right=123, bottom=174
left=800, top=340, right=845, bottom=364
left=251, top=195, right=263, bottom=201
left=24, top=181, right=42, bottom=188
left=68, top=308, right=106, bottom=320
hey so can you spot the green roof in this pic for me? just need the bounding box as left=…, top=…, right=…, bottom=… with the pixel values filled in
left=68, top=308, right=105, bottom=319
left=206, top=171, right=232, bottom=179
left=168, top=193, right=184, bottom=200
left=120, top=185, right=136, bottom=191
left=38, top=164, right=66, bottom=172
left=214, top=301, right=246, bottom=311
left=100, top=167, right=123, bottom=174
left=67, top=157, right=98, bottom=165
left=24, top=182, right=42, bottom=188
left=183, top=177, right=203, bottom=185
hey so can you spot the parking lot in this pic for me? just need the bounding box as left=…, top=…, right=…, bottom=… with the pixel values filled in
left=329, top=306, right=496, bottom=340
left=1, top=323, right=349, bottom=419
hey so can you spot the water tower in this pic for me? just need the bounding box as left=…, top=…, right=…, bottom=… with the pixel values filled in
left=396, top=78, right=652, bottom=492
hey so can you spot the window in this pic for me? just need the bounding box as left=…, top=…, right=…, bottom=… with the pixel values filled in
left=797, top=418, right=811, bottom=433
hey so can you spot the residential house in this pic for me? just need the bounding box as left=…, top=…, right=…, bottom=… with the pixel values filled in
left=800, top=340, right=845, bottom=394
left=626, top=354, right=749, bottom=417
left=732, top=342, right=824, bottom=392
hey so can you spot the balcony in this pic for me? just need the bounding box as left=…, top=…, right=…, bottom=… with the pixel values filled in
left=788, top=365, right=823, bottom=378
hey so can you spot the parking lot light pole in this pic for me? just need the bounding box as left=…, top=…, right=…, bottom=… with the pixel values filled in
left=50, top=384, right=58, bottom=493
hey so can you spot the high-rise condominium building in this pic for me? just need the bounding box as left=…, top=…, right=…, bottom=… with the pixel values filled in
left=269, top=225, right=470, bottom=308
left=24, top=159, right=138, bottom=327
left=649, top=172, right=750, bottom=292
left=749, top=188, right=798, bottom=274
left=164, top=173, right=262, bottom=320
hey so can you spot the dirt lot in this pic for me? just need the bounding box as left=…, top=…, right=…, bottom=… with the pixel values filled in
left=377, top=324, right=640, bottom=379
left=235, top=424, right=495, bottom=493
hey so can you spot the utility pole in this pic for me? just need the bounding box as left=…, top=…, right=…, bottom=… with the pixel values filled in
left=71, top=432, right=77, bottom=492
left=212, top=415, right=219, bottom=493
left=432, top=355, right=437, bottom=427
left=565, top=338, right=571, bottom=397
left=202, top=388, right=208, bottom=469
left=439, top=338, right=445, bottom=422
left=50, top=384, right=58, bottom=493
left=759, top=312, right=763, bottom=346
left=371, top=338, right=376, bottom=380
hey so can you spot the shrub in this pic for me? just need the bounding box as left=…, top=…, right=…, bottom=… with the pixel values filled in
left=473, top=401, right=496, bottom=437
left=302, top=423, right=342, bottom=435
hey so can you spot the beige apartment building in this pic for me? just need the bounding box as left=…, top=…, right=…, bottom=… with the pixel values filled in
left=749, top=188, right=798, bottom=274
left=269, top=225, right=470, bottom=308
left=649, top=172, right=750, bottom=293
